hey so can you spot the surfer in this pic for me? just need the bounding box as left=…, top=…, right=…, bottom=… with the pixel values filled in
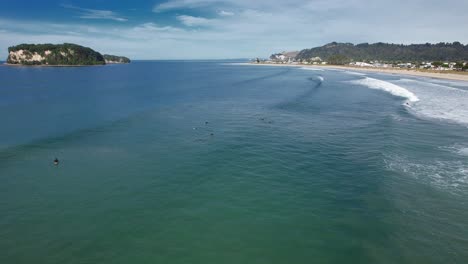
left=53, top=158, right=59, bottom=166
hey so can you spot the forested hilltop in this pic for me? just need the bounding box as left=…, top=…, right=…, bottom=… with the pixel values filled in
left=6, top=43, right=130, bottom=66
left=296, top=42, right=468, bottom=64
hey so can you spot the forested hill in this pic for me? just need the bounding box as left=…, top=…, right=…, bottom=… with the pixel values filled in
left=7, top=43, right=106, bottom=65
left=296, top=42, right=468, bottom=63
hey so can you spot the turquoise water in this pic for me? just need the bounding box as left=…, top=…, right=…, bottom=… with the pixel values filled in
left=1, top=62, right=468, bottom=263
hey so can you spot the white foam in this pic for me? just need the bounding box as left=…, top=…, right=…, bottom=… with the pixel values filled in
left=385, top=153, right=468, bottom=192
left=395, top=79, right=468, bottom=126
left=459, top=148, right=468, bottom=156
left=345, top=71, right=366, bottom=76
left=349, top=77, right=419, bottom=102
left=441, top=144, right=468, bottom=157
left=317, top=76, right=324, bottom=82
left=300, top=67, right=324, bottom=71
left=424, top=78, right=468, bottom=88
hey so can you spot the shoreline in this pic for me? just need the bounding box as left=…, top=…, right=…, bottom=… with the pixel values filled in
left=245, top=63, right=468, bottom=82
left=2, top=62, right=106, bottom=68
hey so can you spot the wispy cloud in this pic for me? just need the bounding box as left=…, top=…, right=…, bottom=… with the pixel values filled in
left=62, top=4, right=128, bottom=22
left=1, top=0, right=468, bottom=60
left=153, top=0, right=214, bottom=12
left=218, top=10, right=234, bottom=16
left=133, top=23, right=182, bottom=32
left=176, top=15, right=215, bottom=27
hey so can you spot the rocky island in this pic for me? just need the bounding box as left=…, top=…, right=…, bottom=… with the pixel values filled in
left=6, top=43, right=130, bottom=66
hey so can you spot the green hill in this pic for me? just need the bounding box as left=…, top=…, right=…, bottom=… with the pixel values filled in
left=7, top=43, right=106, bottom=65
left=296, top=42, right=468, bottom=64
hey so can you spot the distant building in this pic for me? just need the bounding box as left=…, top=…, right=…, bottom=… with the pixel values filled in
left=351, top=62, right=373, bottom=67
left=309, top=57, right=322, bottom=62
left=269, top=51, right=299, bottom=63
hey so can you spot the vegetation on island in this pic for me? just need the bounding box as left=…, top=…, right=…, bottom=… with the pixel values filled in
left=103, top=54, right=131, bottom=63
left=7, top=43, right=105, bottom=65
left=6, top=43, right=130, bottom=66
left=296, top=42, right=468, bottom=65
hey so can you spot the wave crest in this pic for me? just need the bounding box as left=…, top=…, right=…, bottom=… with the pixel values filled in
left=345, top=71, right=366, bottom=76
left=350, top=77, right=419, bottom=102
left=300, top=67, right=324, bottom=71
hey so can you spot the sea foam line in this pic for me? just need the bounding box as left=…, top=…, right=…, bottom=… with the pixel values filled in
left=394, top=79, right=468, bottom=126
left=345, top=71, right=366, bottom=76
left=350, top=77, right=419, bottom=102
left=300, top=67, right=324, bottom=71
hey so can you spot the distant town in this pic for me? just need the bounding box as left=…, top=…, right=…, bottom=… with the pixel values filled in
left=255, top=52, right=468, bottom=71
left=254, top=42, right=468, bottom=71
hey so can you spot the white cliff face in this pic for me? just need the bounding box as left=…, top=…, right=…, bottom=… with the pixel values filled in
left=8, top=49, right=52, bottom=64
left=105, top=58, right=125, bottom=64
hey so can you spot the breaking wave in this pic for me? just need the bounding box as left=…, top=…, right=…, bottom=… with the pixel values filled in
left=300, top=67, right=324, bottom=71
left=394, top=79, right=468, bottom=126
left=345, top=71, right=366, bottom=76
left=350, top=77, right=419, bottom=102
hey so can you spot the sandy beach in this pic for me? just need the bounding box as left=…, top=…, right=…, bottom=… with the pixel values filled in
left=246, top=63, right=468, bottom=82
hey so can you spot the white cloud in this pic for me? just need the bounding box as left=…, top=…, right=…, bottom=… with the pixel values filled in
left=153, top=0, right=218, bottom=12
left=1, top=0, right=468, bottom=60
left=176, top=15, right=215, bottom=27
left=133, top=23, right=182, bottom=32
left=218, top=10, right=234, bottom=16
left=62, top=4, right=128, bottom=22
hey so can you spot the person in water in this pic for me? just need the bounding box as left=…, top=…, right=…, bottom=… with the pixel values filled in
left=54, top=158, right=59, bottom=166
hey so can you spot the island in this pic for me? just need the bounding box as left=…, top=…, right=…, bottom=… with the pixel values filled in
left=6, top=43, right=130, bottom=66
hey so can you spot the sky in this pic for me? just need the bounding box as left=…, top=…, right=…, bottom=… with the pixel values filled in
left=0, top=0, right=467, bottom=59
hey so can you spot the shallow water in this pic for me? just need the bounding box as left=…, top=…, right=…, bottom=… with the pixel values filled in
left=1, top=61, right=467, bottom=263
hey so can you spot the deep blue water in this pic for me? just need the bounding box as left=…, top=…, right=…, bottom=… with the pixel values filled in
left=1, top=61, right=468, bottom=263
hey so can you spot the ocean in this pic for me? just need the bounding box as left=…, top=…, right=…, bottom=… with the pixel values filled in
left=1, top=61, right=467, bottom=263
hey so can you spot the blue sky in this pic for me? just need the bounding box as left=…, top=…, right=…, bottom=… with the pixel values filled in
left=0, top=0, right=467, bottom=59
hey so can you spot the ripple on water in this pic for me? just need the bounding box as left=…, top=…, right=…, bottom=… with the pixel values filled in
left=384, top=153, right=468, bottom=193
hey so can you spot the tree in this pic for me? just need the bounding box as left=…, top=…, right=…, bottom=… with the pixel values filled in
left=7, top=43, right=106, bottom=65
left=327, top=54, right=350, bottom=65
left=455, top=62, right=464, bottom=70
left=296, top=42, right=468, bottom=63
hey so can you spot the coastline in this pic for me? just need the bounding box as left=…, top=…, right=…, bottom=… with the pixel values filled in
left=2, top=62, right=106, bottom=67
left=245, top=63, right=468, bottom=82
